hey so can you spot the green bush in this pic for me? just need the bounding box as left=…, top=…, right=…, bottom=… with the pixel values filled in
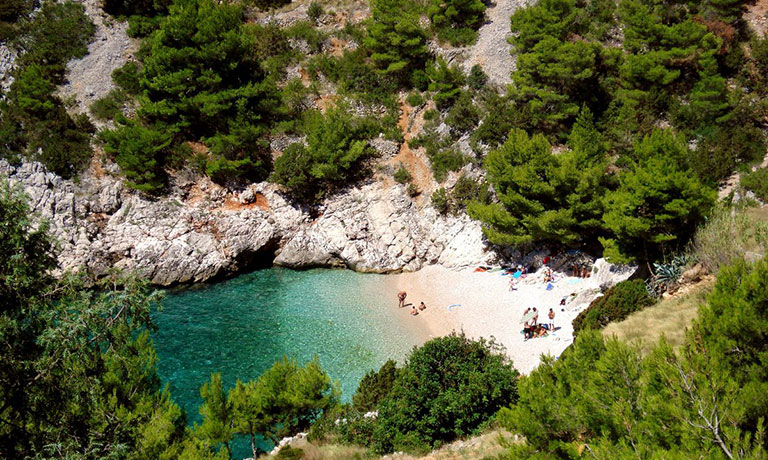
left=405, top=91, right=424, bottom=107
left=275, top=446, right=304, bottom=459
left=364, top=0, right=428, bottom=85
left=445, top=91, right=478, bottom=135
left=352, top=360, right=399, bottom=413
left=450, top=174, right=489, bottom=209
left=427, top=58, right=465, bottom=110
left=393, top=164, right=411, bottom=184
left=572, top=279, right=654, bottom=334
left=407, top=183, right=419, bottom=197
left=15, top=1, right=95, bottom=78
left=285, top=20, right=324, bottom=54
left=431, top=187, right=449, bottom=214
left=100, top=117, right=171, bottom=194
left=467, top=64, right=487, bottom=90
left=249, top=0, right=291, bottom=10
left=112, top=61, right=141, bottom=95
left=372, top=333, right=518, bottom=454
left=272, top=108, right=377, bottom=202
left=741, top=167, right=768, bottom=202
left=427, top=0, right=485, bottom=46
left=429, top=148, right=467, bottom=183
left=307, top=1, right=323, bottom=22
left=0, top=0, right=35, bottom=41
left=89, top=89, right=126, bottom=121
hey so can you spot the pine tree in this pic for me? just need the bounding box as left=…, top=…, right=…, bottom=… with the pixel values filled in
left=363, top=0, right=428, bottom=83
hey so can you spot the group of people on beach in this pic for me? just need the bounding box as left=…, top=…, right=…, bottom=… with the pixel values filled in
left=522, top=307, right=556, bottom=340
left=398, top=291, right=426, bottom=316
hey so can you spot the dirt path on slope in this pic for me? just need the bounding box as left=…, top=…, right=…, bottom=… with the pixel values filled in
left=463, top=0, right=533, bottom=86
left=383, top=100, right=434, bottom=201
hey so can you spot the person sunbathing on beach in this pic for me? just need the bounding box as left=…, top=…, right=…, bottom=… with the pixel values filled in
left=410, top=306, right=418, bottom=316
left=398, top=291, right=407, bottom=308
left=419, top=301, right=426, bottom=311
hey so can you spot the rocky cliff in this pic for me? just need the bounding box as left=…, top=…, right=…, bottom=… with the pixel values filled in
left=1, top=160, right=493, bottom=285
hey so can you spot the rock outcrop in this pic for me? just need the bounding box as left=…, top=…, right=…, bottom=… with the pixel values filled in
left=1, top=160, right=495, bottom=285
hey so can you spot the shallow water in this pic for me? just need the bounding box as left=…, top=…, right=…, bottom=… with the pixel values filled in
left=153, top=267, right=420, bottom=457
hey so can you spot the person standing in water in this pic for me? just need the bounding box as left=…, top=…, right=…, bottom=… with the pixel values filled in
left=398, top=291, right=407, bottom=308
left=419, top=301, right=426, bottom=311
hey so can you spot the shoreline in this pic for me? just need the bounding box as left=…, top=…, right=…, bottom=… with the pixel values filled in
left=377, top=263, right=633, bottom=374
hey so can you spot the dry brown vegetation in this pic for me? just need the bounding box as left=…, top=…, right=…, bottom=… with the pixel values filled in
left=602, top=280, right=713, bottom=354
left=260, top=429, right=517, bottom=460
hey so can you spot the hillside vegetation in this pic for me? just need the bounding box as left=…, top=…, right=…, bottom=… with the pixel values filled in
left=3, top=0, right=768, bottom=458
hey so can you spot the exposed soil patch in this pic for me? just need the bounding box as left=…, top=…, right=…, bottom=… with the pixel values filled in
left=216, top=191, right=270, bottom=212
left=381, top=99, right=435, bottom=201
left=745, top=0, right=768, bottom=37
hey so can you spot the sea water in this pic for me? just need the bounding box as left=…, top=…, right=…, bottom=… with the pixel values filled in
left=153, top=267, right=420, bottom=458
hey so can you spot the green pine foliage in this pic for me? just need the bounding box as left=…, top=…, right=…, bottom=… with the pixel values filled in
left=0, top=1, right=95, bottom=177
left=0, top=183, right=186, bottom=459
left=352, top=360, right=399, bottom=413
left=601, top=131, right=716, bottom=264
left=193, top=357, right=337, bottom=459
left=100, top=117, right=172, bottom=194
left=468, top=127, right=607, bottom=247
left=498, top=256, right=768, bottom=459
left=427, top=0, right=486, bottom=46
left=271, top=108, right=378, bottom=202
left=572, top=279, right=654, bottom=334
left=363, top=0, right=429, bottom=85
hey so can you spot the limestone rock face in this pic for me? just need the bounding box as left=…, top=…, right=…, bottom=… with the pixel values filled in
left=2, top=160, right=495, bottom=285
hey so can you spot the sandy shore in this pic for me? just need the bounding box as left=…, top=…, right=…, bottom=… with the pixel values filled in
left=380, top=264, right=627, bottom=374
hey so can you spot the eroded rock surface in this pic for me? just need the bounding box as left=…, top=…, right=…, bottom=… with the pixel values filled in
left=2, top=160, right=494, bottom=285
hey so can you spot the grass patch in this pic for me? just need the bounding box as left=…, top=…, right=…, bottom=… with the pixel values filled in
left=602, top=280, right=713, bottom=354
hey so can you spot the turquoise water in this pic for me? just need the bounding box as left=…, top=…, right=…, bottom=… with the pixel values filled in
left=152, top=268, right=420, bottom=457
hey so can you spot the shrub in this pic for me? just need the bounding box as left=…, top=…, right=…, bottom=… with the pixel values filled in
left=89, top=89, right=126, bottom=121
left=427, top=58, right=465, bottom=110
left=407, top=183, right=419, bottom=197
left=741, top=167, right=768, bottom=202
left=100, top=117, right=171, bottom=194
left=445, top=91, right=479, bottom=135
left=307, top=1, right=323, bottom=22
left=405, top=91, right=424, bottom=107
left=112, top=61, right=141, bottom=95
left=429, top=148, right=467, bottom=182
left=272, top=108, right=377, bottom=202
left=393, top=164, right=411, bottom=184
left=427, top=0, right=486, bottom=46
left=423, top=108, right=439, bottom=121
left=450, top=174, right=489, bottom=209
left=372, top=333, right=518, bottom=454
left=285, top=20, right=324, bottom=54
left=431, top=187, right=449, bottom=214
left=364, top=0, right=428, bottom=85
left=352, top=360, right=398, bottom=413
left=692, top=205, right=768, bottom=274
left=572, top=279, right=655, bottom=334
left=249, top=0, right=291, bottom=10
left=467, top=64, right=487, bottom=90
